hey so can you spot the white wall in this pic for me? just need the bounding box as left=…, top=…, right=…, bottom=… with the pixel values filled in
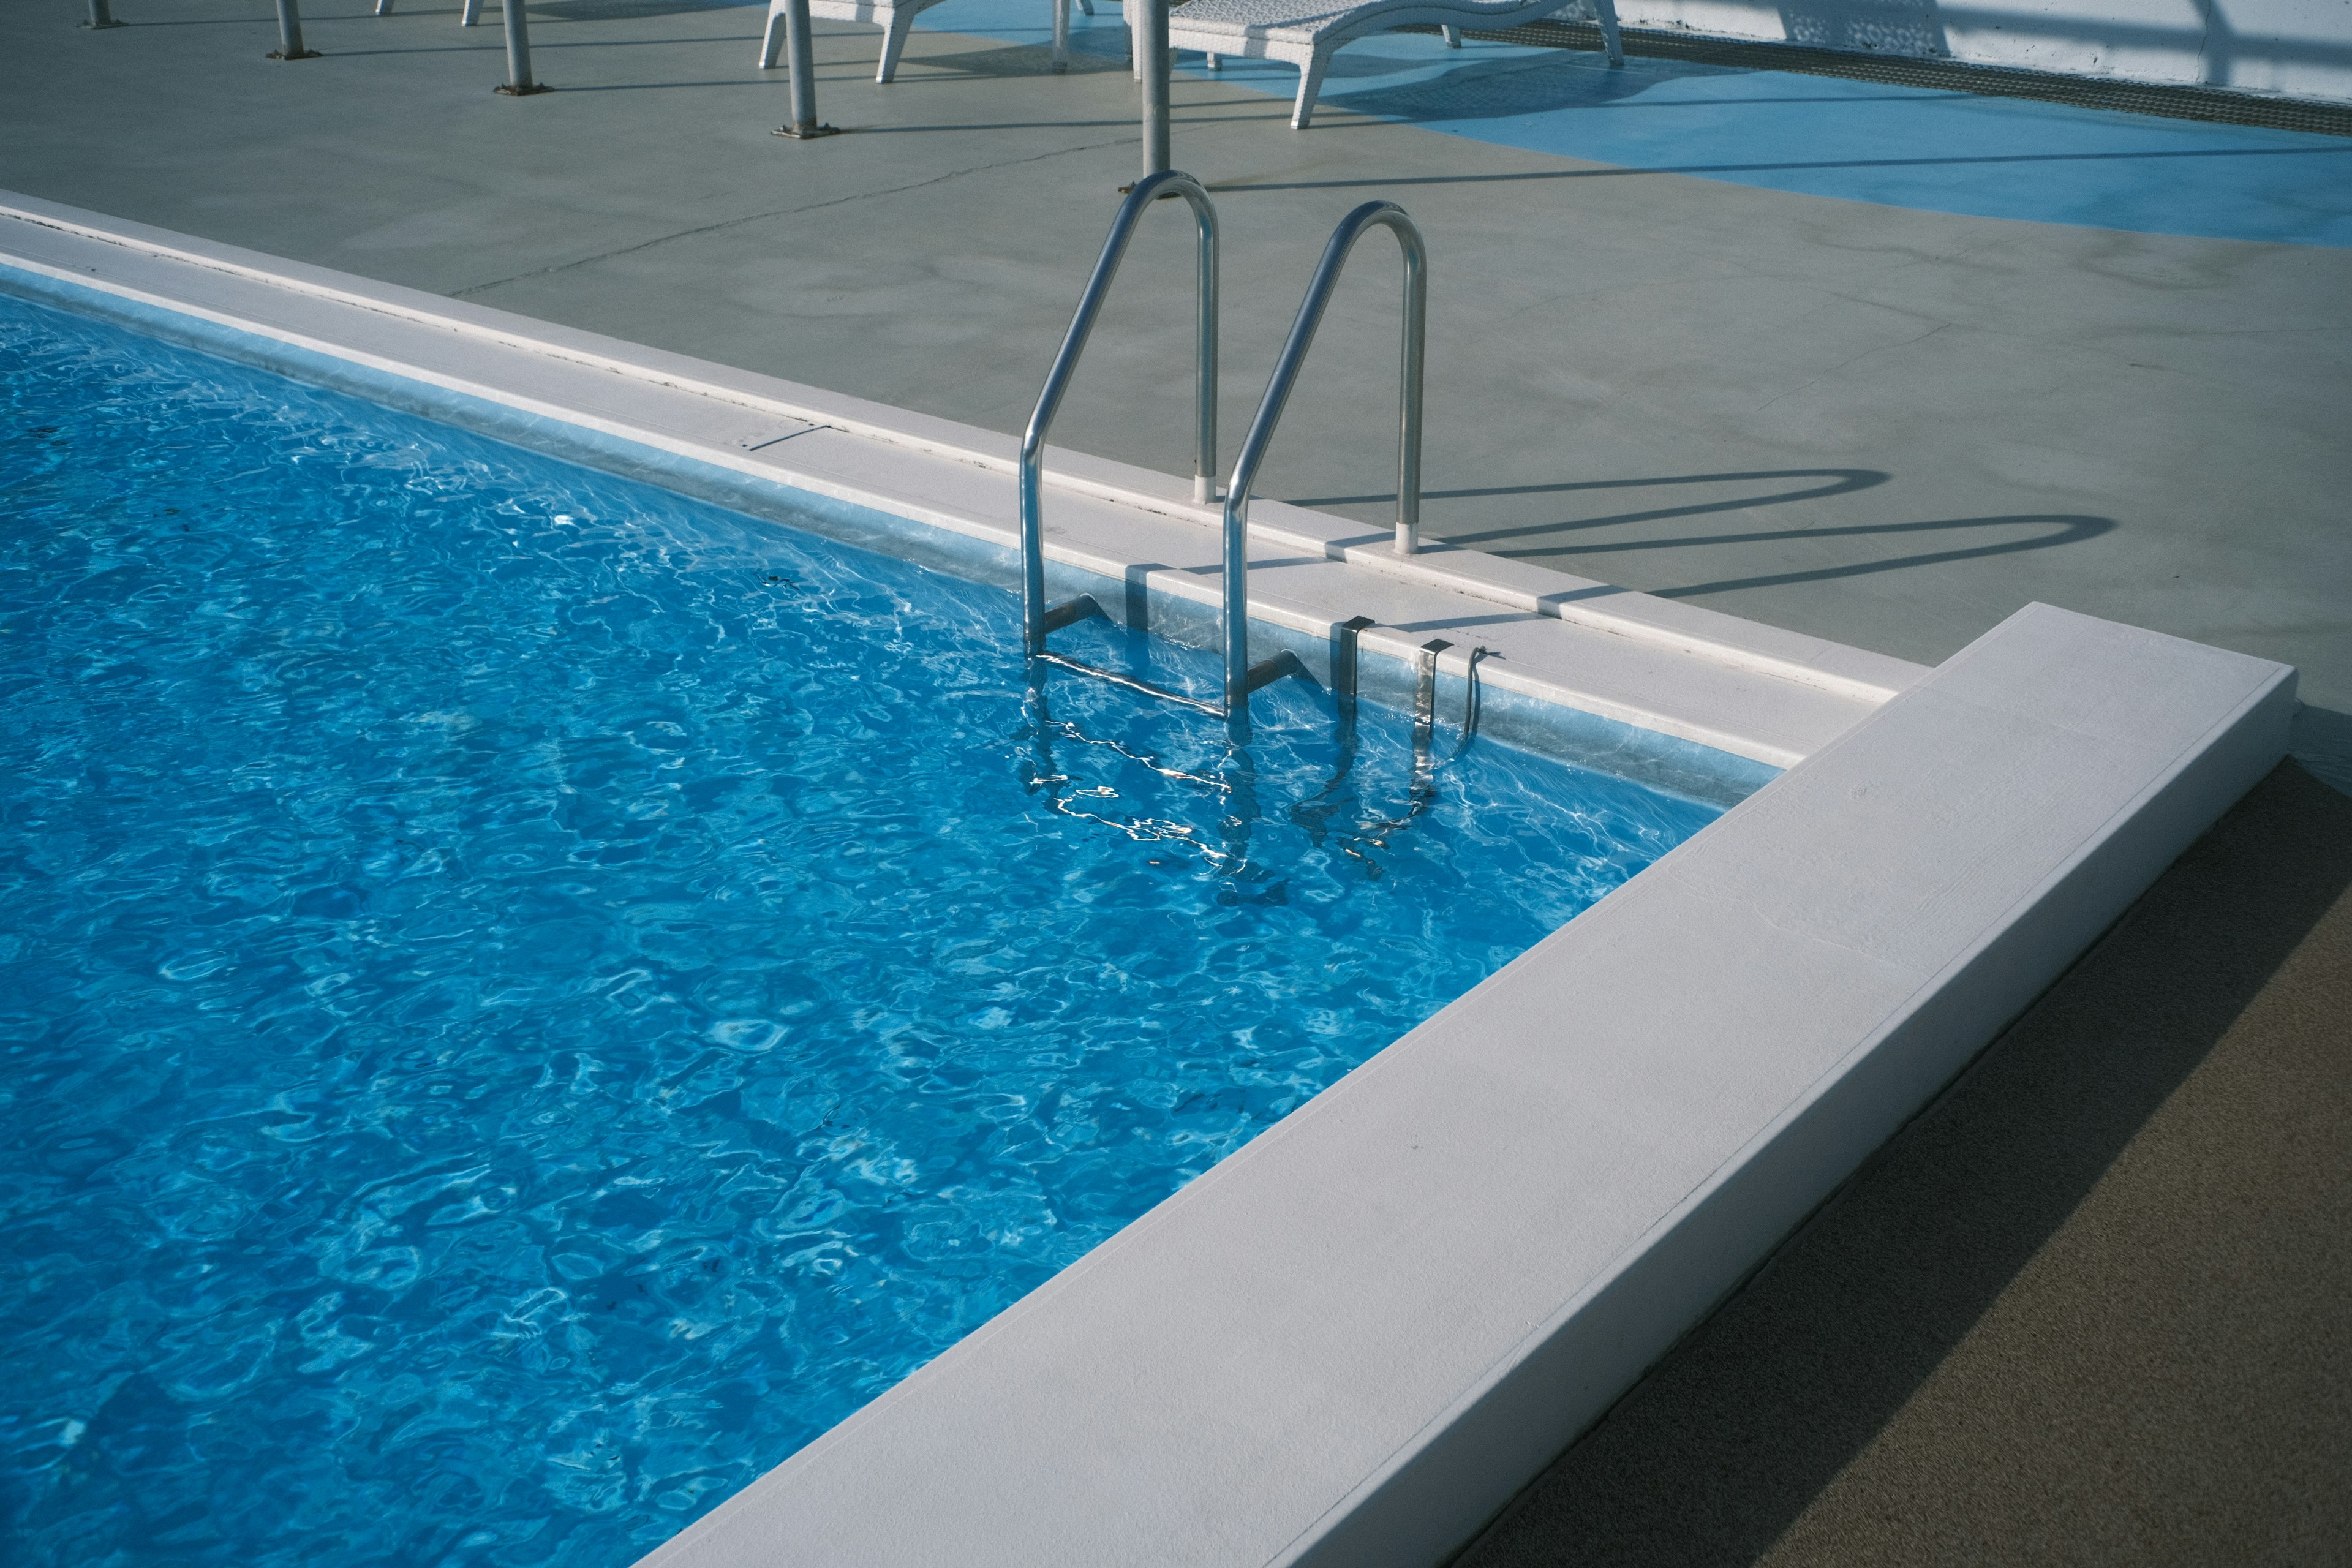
left=1588, top=0, right=2352, bottom=104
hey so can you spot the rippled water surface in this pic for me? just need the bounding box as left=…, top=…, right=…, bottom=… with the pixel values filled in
left=0, top=295, right=1725, bottom=1567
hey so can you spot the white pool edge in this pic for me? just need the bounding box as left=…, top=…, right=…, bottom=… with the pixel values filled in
left=0, top=191, right=1926, bottom=782
left=0, top=197, right=2298, bottom=1568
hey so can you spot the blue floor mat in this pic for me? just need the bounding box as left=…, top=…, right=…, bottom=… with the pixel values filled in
left=908, top=0, right=2352, bottom=247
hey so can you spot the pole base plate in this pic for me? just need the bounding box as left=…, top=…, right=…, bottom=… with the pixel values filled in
left=266, top=47, right=323, bottom=58
left=772, top=121, right=842, bottom=138
left=495, top=80, right=554, bottom=94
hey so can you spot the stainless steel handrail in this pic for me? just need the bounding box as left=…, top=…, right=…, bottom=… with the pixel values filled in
left=1220, top=200, right=1427, bottom=713
left=1019, top=167, right=1218, bottom=660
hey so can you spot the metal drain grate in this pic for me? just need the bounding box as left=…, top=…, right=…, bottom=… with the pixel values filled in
left=1419, top=19, right=2352, bottom=138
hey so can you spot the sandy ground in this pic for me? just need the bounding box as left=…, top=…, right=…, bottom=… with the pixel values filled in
left=1461, top=761, right=2352, bottom=1567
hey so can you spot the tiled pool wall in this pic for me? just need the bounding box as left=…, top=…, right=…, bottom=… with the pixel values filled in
left=0, top=258, right=1779, bottom=812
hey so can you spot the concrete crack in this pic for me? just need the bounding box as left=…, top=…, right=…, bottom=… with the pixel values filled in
left=451, top=134, right=1137, bottom=298
left=1749, top=320, right=1953, bottom=412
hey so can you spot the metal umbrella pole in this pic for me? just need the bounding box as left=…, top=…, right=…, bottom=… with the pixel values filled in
left=268, top=0, right=320, bottom=58
left=81, top=0, right=127, bottom=31
left=1136, top=0, right=1170, bottom=182
left=771, top=0, right=838, bottom=138
left=494, top=0, right=550, bottom=92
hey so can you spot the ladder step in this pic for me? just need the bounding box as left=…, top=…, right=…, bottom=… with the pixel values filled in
left=1035, top=650, right=1224, bottom=715
left=1042, top=595, right=1106, bottom=635
left=1242, top=650, right=1311, bottom=697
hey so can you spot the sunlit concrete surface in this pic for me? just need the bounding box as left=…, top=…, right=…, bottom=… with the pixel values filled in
left=2, top=0, right=2346, bottom=790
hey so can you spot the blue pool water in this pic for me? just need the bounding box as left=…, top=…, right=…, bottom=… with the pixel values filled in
left=0, top=292, right=1725, bottom=1567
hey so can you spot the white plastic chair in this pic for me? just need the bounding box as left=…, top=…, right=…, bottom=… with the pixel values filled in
left=760, top=0, right=1096, bottom=83
left=1166, top=0, right=1623, bottom=127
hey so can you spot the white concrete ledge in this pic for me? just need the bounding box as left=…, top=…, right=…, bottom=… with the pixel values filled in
left=636, top=603, right=2291, bottom=1568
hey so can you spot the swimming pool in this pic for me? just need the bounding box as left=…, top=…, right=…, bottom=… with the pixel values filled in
left=0, top=293, right=1730, bottom=1567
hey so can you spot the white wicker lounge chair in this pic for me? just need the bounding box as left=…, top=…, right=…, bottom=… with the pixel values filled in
left=760, top=0, right=1096, bottom=83
left=1165, top=0, right=1623, bottom=127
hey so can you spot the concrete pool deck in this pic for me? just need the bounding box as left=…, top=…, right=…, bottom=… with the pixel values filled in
left=4, top=3, right=2347, bottom=1562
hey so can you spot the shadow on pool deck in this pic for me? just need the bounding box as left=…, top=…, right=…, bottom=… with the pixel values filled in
left=1457, top=758, right=2352, bottom=1566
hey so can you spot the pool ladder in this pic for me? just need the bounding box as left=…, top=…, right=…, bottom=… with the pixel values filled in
left=1019, top=170, right=1428, bottom=728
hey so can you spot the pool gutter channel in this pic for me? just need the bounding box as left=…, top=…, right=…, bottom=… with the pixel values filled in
left=0, top=195, right=2299, bottom=1568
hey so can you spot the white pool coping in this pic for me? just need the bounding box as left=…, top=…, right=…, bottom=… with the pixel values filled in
left=0, top=194, right=2297, bottom=1568
left=0, top=191, right=1920, bottom=790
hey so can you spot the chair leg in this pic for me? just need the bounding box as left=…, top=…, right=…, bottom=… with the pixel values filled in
left=757, top=1, right=786, bottom=66
left=1074, top=0, right=1093, bottom=15
left=1592, top=0, right=1624, bottom=65
left=374, top=0, right=394, bottom=14
left=1291, top=47, right=1330, bottom=127
left=1050, top=0, right=1068, bottom=71
left=1440, top=23, right=1460, bottom=45
left=876, top=7, right=916, bottom=81
left=459, top=0, right=481, bottom=25
left=1204, top=50, right=1219, bottom=69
